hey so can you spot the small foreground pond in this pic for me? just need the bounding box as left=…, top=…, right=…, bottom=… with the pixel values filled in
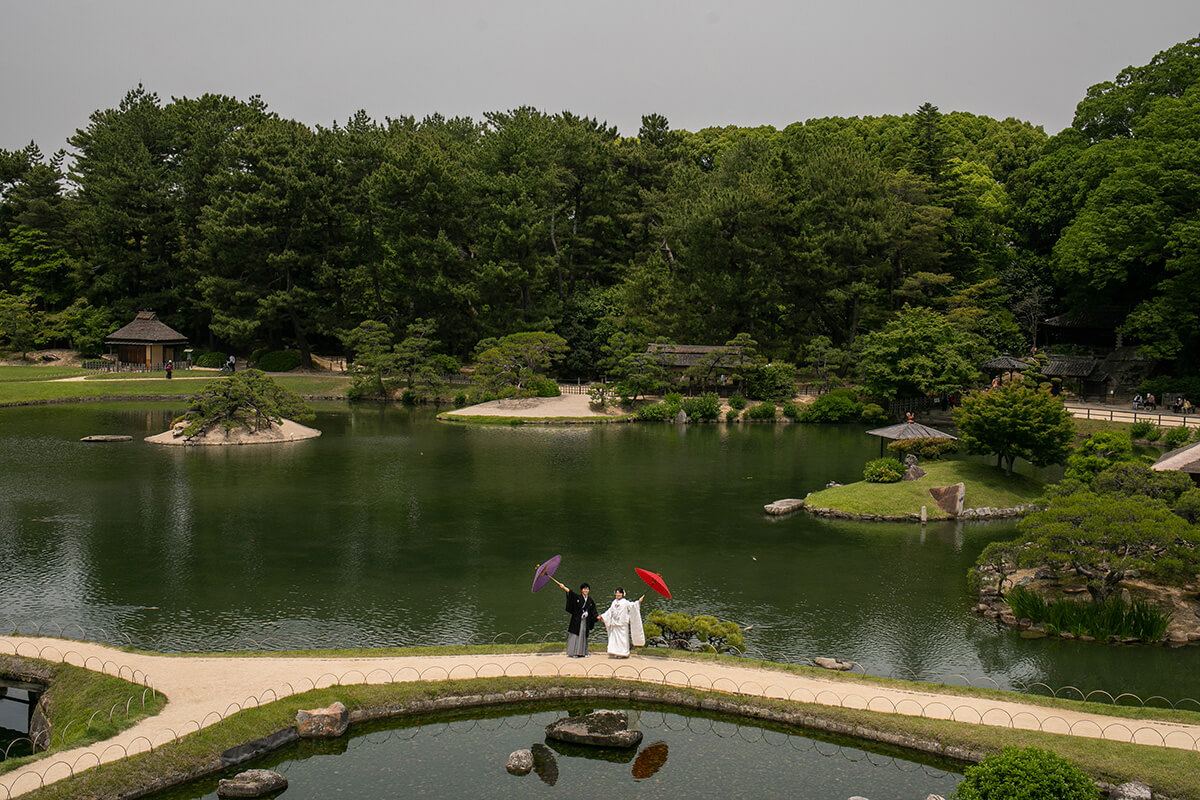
left=2, top=403, right=1199, bottom=700
left=149, top=705, right=963, bottom=800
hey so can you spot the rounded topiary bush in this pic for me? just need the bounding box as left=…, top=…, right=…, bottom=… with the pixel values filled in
left=728, top=393, right=747, bottom=411
left=725, top=408, right=740, bottom=422
left=744, top=401, right=777, bottom=421
left=862, top=457, right=904, bottom=483
left=1129, top=420, right=1156, bottom=440
left=255, top=350, right=303, bottom=372
left=954, top=747, right=1096, bottom=800
left=193, top=351, right=228, bottom=368
left=798, top=388, right=862, bottom=422
left=528, top=376, right=561, bottom=397
left=859, top=402, right=888, bottom=424
left=681, top=392, right=721, bottom=420
left=1163, top=424, right=1191, bottom=449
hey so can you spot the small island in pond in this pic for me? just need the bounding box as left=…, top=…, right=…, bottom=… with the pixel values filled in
left=145, top=369, right=320, bottom=446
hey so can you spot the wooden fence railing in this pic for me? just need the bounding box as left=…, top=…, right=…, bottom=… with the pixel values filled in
left=1063, top=403, right=1197, bottom=428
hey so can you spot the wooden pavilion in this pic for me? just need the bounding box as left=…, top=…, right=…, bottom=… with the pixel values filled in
left=104, top=312, right=189, bottom=369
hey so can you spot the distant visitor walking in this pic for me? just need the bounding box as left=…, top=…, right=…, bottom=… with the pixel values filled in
left=165, top=360, right=173, bottom=379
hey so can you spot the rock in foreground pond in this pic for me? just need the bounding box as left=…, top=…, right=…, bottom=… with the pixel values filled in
left=296, top=701, right=349, bottom=738
left=217, top=769, right=287, bottom=797
left=506, top=749, right=533, bottom=775
left=545, top=710, right=643, bottom=748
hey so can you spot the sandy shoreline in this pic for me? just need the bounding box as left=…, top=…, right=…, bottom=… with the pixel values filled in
left=145, top=418, right=321, bottom=445
left=443, top=393, right=622, bottom=418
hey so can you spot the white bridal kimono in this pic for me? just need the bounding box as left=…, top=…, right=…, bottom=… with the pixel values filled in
left=600, top=597, right=645, bottom=656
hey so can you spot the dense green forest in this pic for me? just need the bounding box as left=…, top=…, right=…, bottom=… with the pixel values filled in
left=2, top=36, right=1199, bottom=382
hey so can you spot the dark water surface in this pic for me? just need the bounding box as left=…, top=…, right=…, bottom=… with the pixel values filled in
left=152, top=705, right=963, bottom=800
left=2, top=403, right=1199, bottom=698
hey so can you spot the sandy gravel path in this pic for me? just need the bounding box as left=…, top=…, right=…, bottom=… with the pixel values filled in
left=443, top=393, right=619, bottom=418
left=4, top=636, right=1200, bottom=797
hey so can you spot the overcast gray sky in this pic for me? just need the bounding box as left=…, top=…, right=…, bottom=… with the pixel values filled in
left=3, top=1, right=1200, bottom=153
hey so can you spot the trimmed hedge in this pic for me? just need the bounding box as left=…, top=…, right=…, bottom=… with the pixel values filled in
left=254, top=350, right=303, bottom=372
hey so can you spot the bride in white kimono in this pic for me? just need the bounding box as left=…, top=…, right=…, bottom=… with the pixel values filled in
left=599, top=587, right=645, bottom=657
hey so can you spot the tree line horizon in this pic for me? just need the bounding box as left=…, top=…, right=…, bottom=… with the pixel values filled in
left=2, top=35, right=1199, bottom=388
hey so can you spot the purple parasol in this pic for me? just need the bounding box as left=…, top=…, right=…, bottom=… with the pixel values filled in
left=531, top=555, right=562, bottom=593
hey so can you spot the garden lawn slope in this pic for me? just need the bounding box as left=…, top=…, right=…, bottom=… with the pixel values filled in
left=804, top=460, right=1044, bottom=519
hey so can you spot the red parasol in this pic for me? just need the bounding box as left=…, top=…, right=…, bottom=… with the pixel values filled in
left=635, top=568, right=671, bottom=599
left=531, top=555, right=562, bottom=593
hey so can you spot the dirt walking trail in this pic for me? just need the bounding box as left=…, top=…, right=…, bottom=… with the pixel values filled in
left=4, top=636, right=1199, bottom=797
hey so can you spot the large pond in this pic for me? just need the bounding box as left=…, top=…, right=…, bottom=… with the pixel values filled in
left=150, top=704, right=963, bottom=800
left=1, top=403, right=1198, bottom=699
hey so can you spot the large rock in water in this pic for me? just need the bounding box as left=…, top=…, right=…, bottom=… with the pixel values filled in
left=506, top=749, right=533, bottom=775
left=217, top=769, right=287, bottom=797
left=545, top=710, right=643, bottom=748
left=296, top=701, right=349, bottom=738
left=764, top=498, right=805, bottom=515
left=929, top=482, right=965, bottom=516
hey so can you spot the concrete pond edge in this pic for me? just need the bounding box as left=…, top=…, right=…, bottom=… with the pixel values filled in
left=115, top=684, right=1158, bottom=800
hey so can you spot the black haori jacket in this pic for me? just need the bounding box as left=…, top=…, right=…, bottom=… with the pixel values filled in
left=565, top=590, right=598, bottom=635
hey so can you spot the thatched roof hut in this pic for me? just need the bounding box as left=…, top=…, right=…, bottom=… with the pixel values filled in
left=1152, top=440, right=1200, bottom=483
left=105, top=311, right=188, bottom=368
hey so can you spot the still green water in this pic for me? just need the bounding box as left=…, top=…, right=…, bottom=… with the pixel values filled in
left=2, top=403, right=1198, bottom=698
left=153, top=705, right=962, bottom=800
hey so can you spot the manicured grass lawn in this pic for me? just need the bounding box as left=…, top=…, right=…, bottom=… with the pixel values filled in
left=0, top=366, right=90, bottom=381
left=0, top=657, right=167, bottom=777
left=0, top=373, right=350, bottom=404
left=804, top=458, right=1044, bottom=518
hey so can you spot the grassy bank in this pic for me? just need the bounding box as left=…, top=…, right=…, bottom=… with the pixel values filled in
left=803, top=459, right=1045, bottom=518
left=0, top=656, right=167, bottom=777
left=19, top=673, right=1200, bottom=800
left=0, top=370, right=350, bottom=405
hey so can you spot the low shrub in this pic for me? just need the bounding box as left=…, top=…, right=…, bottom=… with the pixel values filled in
left=255, top=349, right=303, bottom=372
left=743, top=401, right=777, bottom=421
left=798, top=388, right=862, bottom=423
left=681, top=392, right=721, bottom=420
left=644, top=610, right=745, bottom=653
left=888, top=437, right=959, bottom=460
left=636, top=402, right=675, bottom=421
left=859, top=402, right=888, bottom=424
left=955, top=746, right=1097, bottom=800
left=1145, top=425, right=1163, bottom=442
left=453, top=391, right=468, bottom=407
left=728, top=393, right=747, bottom=411
left=528, top=377, right=561, bottom=397
left=193, top=351, right=227, bottom=368
left=1163, top=425, right=1191, bottom=449
left=862, top=457, right=904, bottom=483
left=1129, top=420, right=1156, bottom=440
left=400, top=389, right=418, bottom=405
left=1005, top=585, right=1172, bottom=641
left=781, top=400, right=802, bottom=419
left=725, top=408, right=740, bottom=422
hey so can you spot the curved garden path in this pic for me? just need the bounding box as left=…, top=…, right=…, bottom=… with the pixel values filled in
left=4, top=635, right=1200, bottom=797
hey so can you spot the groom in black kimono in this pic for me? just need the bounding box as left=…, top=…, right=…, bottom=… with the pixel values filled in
left=553, top=578, right=597, bottom=657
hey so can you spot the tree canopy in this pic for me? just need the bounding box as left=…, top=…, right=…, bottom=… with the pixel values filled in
left=3, top=36, right=1200, bottom=383
left=954, top=382, right=1075, bottom=475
